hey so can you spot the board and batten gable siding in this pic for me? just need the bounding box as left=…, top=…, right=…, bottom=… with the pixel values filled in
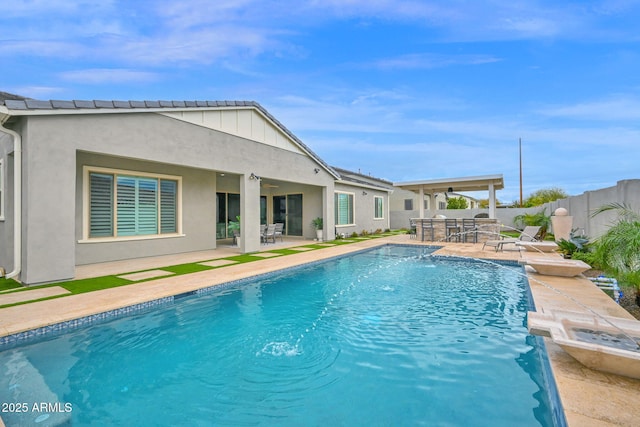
left=161, top=109, right=306, bottom=156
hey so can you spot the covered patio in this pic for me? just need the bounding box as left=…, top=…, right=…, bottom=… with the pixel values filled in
left=393, top=174, right=504, bottom=219
left=393, top=174, right=505, bottom=243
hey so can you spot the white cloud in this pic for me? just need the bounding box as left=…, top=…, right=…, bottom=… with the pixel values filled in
left=537, top=97, right=640, bottom=121
left=9, top=86, right=65, bottom=99
left=367, top=53, right=502, bottom=70
left=58, top=68, right=160, bottom=84
left=3, top=0, right=638, bottom=70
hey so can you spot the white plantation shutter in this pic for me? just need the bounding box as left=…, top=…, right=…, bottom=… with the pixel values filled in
left=136, top=178, right=158, bottom=235
left=89, top=173, right=114, bottom=237
left=160, top=179, right=177, bottom=233
left=116, top=176, right=138, bottom=236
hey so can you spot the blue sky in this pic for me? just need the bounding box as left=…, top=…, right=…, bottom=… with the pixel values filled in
left=2, top=0, right=639, bottom=203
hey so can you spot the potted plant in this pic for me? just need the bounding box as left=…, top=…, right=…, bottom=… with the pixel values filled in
left=311, top=217, right=323, bottom=241
left=227, top=215, right=240, bottom=244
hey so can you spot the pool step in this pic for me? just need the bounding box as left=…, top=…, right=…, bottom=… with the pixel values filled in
left=1, top=350, right=72, bottom=426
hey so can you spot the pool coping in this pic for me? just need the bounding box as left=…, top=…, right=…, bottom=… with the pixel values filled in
left=1, top=235, right=639, bottom=426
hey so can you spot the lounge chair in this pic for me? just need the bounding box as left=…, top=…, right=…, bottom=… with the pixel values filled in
left=482, top=226, right=541, bottom=252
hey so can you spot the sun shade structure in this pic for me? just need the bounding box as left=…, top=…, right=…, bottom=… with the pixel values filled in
left=393, top=174, right=504, bottom=218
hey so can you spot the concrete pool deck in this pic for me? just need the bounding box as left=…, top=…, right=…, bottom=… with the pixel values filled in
left=0, top=235, right=639, bottom=426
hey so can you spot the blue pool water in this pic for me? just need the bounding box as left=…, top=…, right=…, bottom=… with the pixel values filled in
left=0, top=245, right=559, bottom=426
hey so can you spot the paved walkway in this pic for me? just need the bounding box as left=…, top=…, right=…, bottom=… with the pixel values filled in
left=1, top=235, right=638, bottom=426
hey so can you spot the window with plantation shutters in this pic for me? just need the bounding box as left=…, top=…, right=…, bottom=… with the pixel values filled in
left=374, top=196, right=384, bottom=219
left=87, top=169, right=180, bottom=239
left=334, top=192, right=354, bottom=225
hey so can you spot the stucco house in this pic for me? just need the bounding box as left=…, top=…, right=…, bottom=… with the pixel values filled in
left=0, top=93, right=390, bottom=285
left=331, top=167, right=394, bottom=237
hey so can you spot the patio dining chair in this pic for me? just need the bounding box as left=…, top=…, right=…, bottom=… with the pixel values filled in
left=274, top=223, right=284, bottom=242
left=260, top=224, right=267, bottom=243
left=445, top=218, right=461, bottom=242
left=264, top=224, right=277, bottom=244
left=409, top=219, right=417, bottom=239
left=462, top=218, right=477, bottom=243
left=420, top=219, right=435, bottom=241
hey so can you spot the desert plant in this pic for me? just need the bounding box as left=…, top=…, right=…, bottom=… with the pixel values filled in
left=556, top=229, right=590, bottom=258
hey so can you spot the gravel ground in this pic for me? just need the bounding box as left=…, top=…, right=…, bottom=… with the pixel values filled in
left=620, top=289, right=640, bottom=320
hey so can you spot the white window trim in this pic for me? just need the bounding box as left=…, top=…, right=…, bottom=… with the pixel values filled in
left=335, top=191, right=355, bottom=227
left=79, top=166, right=184, bottom=243
left=374, top=195, right=384, bottom=220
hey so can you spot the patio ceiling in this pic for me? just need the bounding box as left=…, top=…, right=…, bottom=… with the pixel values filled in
left=393, top=174, right=504, bottom=194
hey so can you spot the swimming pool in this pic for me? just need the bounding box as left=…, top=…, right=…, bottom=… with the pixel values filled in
left=0, top=245, right=561, bottom=426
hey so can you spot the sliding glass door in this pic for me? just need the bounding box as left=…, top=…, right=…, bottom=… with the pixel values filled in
left=272, top=194, right=303, bottom=236
left=217, top=193, right=267, bottom=239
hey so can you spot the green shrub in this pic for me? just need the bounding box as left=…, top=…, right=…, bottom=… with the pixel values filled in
left=571, top=251, right=599, bottom=268
left=591, top=203, right=640, bottom=290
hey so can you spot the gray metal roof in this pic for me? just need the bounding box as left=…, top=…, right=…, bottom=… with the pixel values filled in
left=0, top=91, right=29, bottom=102
left=1, top=98, right=259, bottom=111
left=332, top=166, right=394, bottom=191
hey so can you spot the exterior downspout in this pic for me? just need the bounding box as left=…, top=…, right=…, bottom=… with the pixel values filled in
left=0, top=120, right=21, bottom=280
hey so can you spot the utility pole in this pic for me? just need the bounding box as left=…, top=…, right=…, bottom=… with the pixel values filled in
left=519, top=138, right=523, bottom=207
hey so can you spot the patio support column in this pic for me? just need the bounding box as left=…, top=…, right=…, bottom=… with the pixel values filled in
left=240, top=173, right=261, bottom=253
left=488, top=183, right=497, bottom=219
left=418, top=187, right=425, bottom=218
left=322, top=184, right=336, bottom=241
